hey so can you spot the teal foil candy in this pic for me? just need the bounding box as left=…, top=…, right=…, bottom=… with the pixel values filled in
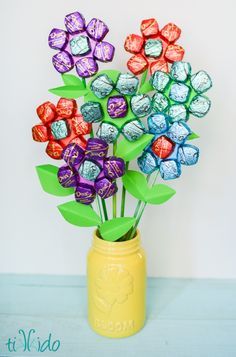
left=144, top=39, right=163, bottom=58
left=170, top=61, right=191, bottom=82
left=122, top=120, right=145, bottom=142
left=148, top=113, right=169, bottom=134
left=168, top=104, right=187, bottom=122
left=190, top=71, right=212, bottom=94
left=131, top=94, right=151, bottom=117
left=189, top=95, right=211, bottom=117
left=178, top=144, right=199, bottom=166
left=116, top=73, right=139, bottom=96
left=91, top=74, right=114, bottom=99
left=160, top=160, right=181, bottom=180
left=70, top=35, right=91, bottom=56
left=50, top=120, right=68, bottom=139
left=78, top=160, right=101, bottom=181
left=81, top=102, right=103, bottom=123
left=97, top=122, right=119, bottom=143
left=151, top=71, right=170, bottom=92
left=152, top=93, right=169, bottom=112
left=167, top=121, right=191, bottom=145
left=137, top=152, right=157, bottom=175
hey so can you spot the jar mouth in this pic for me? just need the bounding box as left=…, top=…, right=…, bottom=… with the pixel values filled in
left=92, top=229, right=140, bottom=255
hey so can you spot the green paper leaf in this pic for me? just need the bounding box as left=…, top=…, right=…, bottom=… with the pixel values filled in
left=49, top=86, right=88, bottom=99
left=188, top=132, right=200, bottom=140
left=100, top=217, right=136, bottom=241
left=139, top=81, right=153, bottom=94
left=36, top=165, right=74, bottom=197
left=58, top=201, right=101, bottom=227
left=146, top=184, right=176, bottom=204
left=115, top=134, right=154, bottom=162
left=122, top=170, right=147, bottom=201
left=61, top=74, right=86, bottom=88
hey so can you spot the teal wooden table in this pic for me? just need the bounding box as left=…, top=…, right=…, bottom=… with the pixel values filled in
left=0, top=275, right=236, bottom=357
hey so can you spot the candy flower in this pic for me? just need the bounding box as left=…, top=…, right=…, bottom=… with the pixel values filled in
left=80, top=72, right=151, bottom=143
left=138, top=113, right=199, bottom=180
left=150, top=61, right=212, bottom=122
left=124, top=19, right=184, bottom=75
left=58, top=138, right=125, bottom=204
left=48, top=11, right=115, bottom=77
left=32, top=98, right=91, bottom=159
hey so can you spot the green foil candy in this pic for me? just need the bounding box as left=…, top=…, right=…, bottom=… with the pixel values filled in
left=152, top=93, right=169, bottom=112
left=97, top=122, right=119, bottom=143
left=144, top=39, right=163, bottom=58
left=189, top=95, right=211, bottom=117
left=51, top=120, right=68, bottom=139
left=122, top=120, right=145, bottom=142
left=151, top=71, right=170, bottom=92
left=116, top=73, right=139, bottom=96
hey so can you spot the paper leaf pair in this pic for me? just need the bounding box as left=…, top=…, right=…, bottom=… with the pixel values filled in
left=49, top=74, right=87, bottom=98
left=122, top=170, right=176, bottom=204
left=115, top=134, right=153, bottom=161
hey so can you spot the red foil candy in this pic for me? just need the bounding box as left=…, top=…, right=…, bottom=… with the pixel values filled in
left=152, top=136, right=175, bottom=159
left=124, top=19, right=184, bottom=75
left=32, top=98, right=91, bottom=159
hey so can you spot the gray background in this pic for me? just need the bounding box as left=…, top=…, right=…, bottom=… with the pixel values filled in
left=1, top=0, right=235, bottom=277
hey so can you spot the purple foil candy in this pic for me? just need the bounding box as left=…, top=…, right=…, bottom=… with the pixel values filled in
left=94, top=42, right=115, bottom=62
left=86, top=18, right=109, bottom=41
left=103, top=157, right=125, bottom=179
left=95, top=178, right=117, bottom=199
left=75, top=57, right=98, bottom=77
left=52, top=51, right=74, bottom=73
left=64, top=12, right=85, bottom=34
left=58, top=166, right=77, bottom=188
left=62, top=143, right=84, bottom=168
left=107, top=96, right=128, bottom=118
left=85, top=138, right=109, bottom=160
left=75, top=183, right=96, bottom=205
left=48, top=28, right=69, bottom=50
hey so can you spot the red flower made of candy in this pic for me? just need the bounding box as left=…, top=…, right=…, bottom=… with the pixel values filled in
left=124, top=19, right=185, bottom=75
left=32, top=98, right=91, bottom=160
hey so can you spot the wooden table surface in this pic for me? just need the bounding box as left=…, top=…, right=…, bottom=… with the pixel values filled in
left=0, top=274, right=235, bottom=357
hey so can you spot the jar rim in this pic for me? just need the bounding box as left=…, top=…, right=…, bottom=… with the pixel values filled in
left=92, top=229, right=141, bottom=255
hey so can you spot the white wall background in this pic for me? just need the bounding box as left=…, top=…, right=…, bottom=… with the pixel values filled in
left=0, top=0, right=235, bottom=278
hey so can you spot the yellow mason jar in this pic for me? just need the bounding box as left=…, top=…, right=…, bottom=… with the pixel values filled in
left=87, top=230, right=146, bottom=338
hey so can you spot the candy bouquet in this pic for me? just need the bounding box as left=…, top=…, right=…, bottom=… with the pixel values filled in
left=33, top=12, right=212, bottom=241
left=32, top=11, right=212, bottom=338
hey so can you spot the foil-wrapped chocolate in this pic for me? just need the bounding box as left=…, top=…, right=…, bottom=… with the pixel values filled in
left=85, top=138, right=109, bottom=160
left=94, top=178, right=117, bottom=199
left=103, top=157, right=125, bottom=179
left=170, top=61, right=191, bottom=82
left=190, top=71, right=212, bottom=94
left=189, top=95, right=211, bottom=117
left=151, top=71, right=170, bottom=92
left=48, top=29, right=69, bottom=50
left=52, top=51, right=74, bottom=73
left=50, top=120, right=69, bottom=140
left=79, top=160, right=101, bottom=181
left=131, top=94, right=151, bottom=117
left=58, top=165, right=77, bottom=187
left=137, top=151, right=157, bottom=174
left=152, top=93, right=169, bottom=112
left=69, top=35, right=91, bottom=56
left=168, top=104, right=187, bottom=122
left=75, top=183, right=96, bottom=204
left=159, top=159, right=181, bottom=180
left=148, top=113, right=169, bottom=134
left=107, top=96, right=128, bottom=118
left=116, top=73, right=139, bottom=96
left=178, top=144, right=199, bottom=166
left=91, top=74, right=114, bottom=99
left=144, top=39, right=163, bottom=58
left=122, top=120, right=145, bottom=141
left=75, top=57, right=98, bottom=77
left=96, top=122, right=119, bottom=143
left=62, top=143, right=85, bottom=168
left=152, top=136, right=175, bottom=159
left=94, top=42, right=115, bottom=62
left=169, top=83, right=190, bottom=103
left=81, top=102, right=103, bottom=123
left=167, top=121, right=191, bottom=144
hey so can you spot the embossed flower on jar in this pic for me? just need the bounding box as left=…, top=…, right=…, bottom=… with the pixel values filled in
left=58, top=138, right=125, bottom=204
left=93, top=266, right=133, bottom=314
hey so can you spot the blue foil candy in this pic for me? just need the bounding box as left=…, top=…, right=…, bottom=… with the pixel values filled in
left=91, top=74, right=114, bottom=99
left=138, top=151, right=157, bottom=174
left=131, top=94, right=151, bottom=117
left=167, top=121, right=191, bottom=144
left=169, top=83, right=190, bottom=103
left=81, top=102, right=103, bottom=123
left=122, top=120, right=145, bottom=142
left=151, top=71, right=170, bottom=92
left=189, top=95, right=211, bottom=117
left=178, top=144, right=199, bottom=166
left=152, top=93, right=169, bottom=112
left=50, top=120, right=68, bottom=139
left=96, top=122, right=119, bottom=143
left=170, top=61, right=191, bottom=82
left=116, top=73, right=139, bottom=96
left=148, top=113, right=169, bottom=134
left=160, top=159, right=181, bottom=180
left=78, top=160, right=101, bottom=181
left=190, top=71, right=212, bottom=94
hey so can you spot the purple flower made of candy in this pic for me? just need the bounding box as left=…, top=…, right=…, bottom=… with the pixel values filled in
left=48, top=11, right=115, bottom=77
left=58, top=138, right=125, bottom=204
